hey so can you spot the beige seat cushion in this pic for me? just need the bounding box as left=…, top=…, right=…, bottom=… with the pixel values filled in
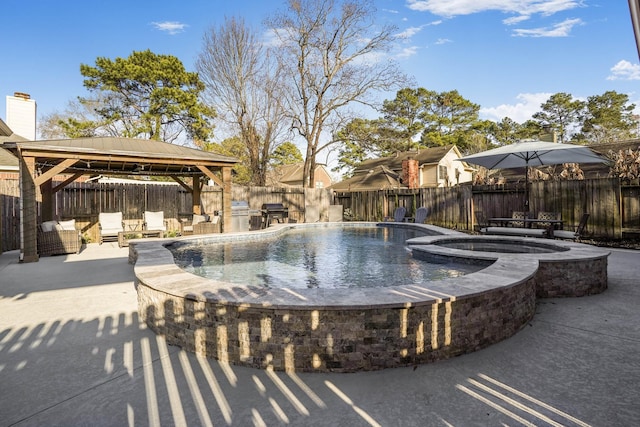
left=57, top=219, right=76, bottom=231
left=144, top=211, right=166, bottom=231
left=40, top=220, right=58, bottom=232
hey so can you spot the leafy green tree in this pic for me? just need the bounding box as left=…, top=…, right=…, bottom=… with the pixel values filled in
left=265, top=0, right=406, bottom=187
left=420, top=90, right=481, bottom=150
left=464, top=119, right=496, bottom=154
left=489, top=117, right=521, bottom=145
left=532, top=92, right=584, bottom=143
left=575, top=91, right=636, bottom=144
left=378, top=88, right=429, bottom=152
left=79, top=49, right=215, bottom=143
left=270, top=141, right=303, bottom=166
left=517, top=120, right=545, bottom=140
left=201, top=136, right=251, bottom=184
left=334, top=118, right=384, bottom=176
left=335, top=88, right=486, bottom=172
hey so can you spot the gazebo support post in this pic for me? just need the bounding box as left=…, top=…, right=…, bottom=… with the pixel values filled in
left=222, top=166, right=232, bottom=233
left=192, top=176, right=202, bottom=215
left=19, top=154, right=39, bottom=263
left=41, top=179, right=54, bottom=222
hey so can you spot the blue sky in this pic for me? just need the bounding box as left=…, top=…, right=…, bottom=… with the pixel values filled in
left=2, top=0, right=639, bottom=132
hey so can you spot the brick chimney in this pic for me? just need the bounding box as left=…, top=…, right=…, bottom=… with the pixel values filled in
left=402, top=158, right=419, bottom=189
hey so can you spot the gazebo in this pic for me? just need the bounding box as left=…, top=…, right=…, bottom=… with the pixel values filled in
left=2, top=137, right=238, bottom=262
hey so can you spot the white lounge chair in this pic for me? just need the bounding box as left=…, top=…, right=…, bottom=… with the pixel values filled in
left=98, top=212, right=124, bottom=244
left=143, top=211, right=167, bottom=233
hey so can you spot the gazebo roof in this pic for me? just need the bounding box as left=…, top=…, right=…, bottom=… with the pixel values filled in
left=2, top=137, right=237, bottom=177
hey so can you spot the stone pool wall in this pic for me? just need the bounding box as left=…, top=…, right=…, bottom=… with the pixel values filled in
left=536, top=257, right=609, bottom=297
left=136, top=274, right=536, bottom=372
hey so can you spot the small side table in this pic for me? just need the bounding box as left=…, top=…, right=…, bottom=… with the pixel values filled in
left=117, top=231, right=129, bottom=248
left=141, top=230, right=164, bottom=239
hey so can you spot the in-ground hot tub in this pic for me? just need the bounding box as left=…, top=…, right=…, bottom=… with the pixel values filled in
left=131, top=223, right=609, bottom=372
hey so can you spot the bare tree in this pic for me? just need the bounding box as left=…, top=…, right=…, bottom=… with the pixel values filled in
left=38, top=97, right=122, bottom=140
left=196, top=17, right=290, bottom=185
left=265, top=0, right=407, bottom=187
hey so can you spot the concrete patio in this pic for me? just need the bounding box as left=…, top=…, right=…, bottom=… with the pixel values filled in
left=1, top=242, right=639, bottom=426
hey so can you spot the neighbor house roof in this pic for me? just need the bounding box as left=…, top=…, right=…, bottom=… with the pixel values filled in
left=331, top=145, right=464, bottom=191
left=266, top=162, right=332, bottom=186
left=267, top=163, right=305, bottom=186
left=356, top=145, right=459, bottom=171
left=331, top=165, right=402, bottom=191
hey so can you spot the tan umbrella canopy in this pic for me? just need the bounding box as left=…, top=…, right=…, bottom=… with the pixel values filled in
left=458, top=140, right=608, bottom=209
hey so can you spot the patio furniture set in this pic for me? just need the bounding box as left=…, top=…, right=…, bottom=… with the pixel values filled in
left=477, top=211, right=590, bottom=240
left=98, top=211, right=168, bottom=247
left=36, top=211, right=222, bottom=256
left=100, top=211, right=220, bottom=247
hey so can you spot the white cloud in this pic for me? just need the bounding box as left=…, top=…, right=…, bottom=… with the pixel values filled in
left=406, top=0, right=582, bottom=21
left=396, top=26, right=425, bottom=39
left=503, top=15, right=530, bottom=25
left=512, top=18, right=582, bottom=37
left=151, top=21, right=188, bottom=35
left=480, top=92, right=552, bottom=123
left=397, top=46, right=420, bottom=58
left=435, top=38, right=452, bottom=45
left=607, top=60, right=640, bottom=81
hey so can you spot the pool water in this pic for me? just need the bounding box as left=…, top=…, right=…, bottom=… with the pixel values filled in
left=170, top=227, right=484, bottom=289
left=433, top=239, right=568, bottom=254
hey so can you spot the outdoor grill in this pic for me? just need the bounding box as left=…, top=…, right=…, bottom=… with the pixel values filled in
left=261, top=203, right=288, bottom=227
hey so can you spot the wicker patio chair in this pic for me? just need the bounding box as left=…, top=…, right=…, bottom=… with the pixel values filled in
left=180, top=213, right=208, bottom=235
left=37, top=219, right=82, bottom=256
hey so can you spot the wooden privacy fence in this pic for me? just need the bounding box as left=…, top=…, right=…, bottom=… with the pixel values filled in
left=0, top=180, right=335, bottom=251
left=335, top=178, right=638, bottom=240
left=1, top=177, right=639, bottom=252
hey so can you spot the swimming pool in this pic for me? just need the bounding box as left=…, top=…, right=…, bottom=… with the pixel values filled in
left=169, top=227, right=485, bottom=289
left=131, top=222, right=610, bottom=372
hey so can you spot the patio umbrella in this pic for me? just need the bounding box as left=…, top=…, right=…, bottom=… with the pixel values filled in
left=457, top=140, right=608, bottom=209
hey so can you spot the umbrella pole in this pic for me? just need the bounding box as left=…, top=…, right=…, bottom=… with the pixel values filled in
left=524, top=165, right=529, bottom=212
